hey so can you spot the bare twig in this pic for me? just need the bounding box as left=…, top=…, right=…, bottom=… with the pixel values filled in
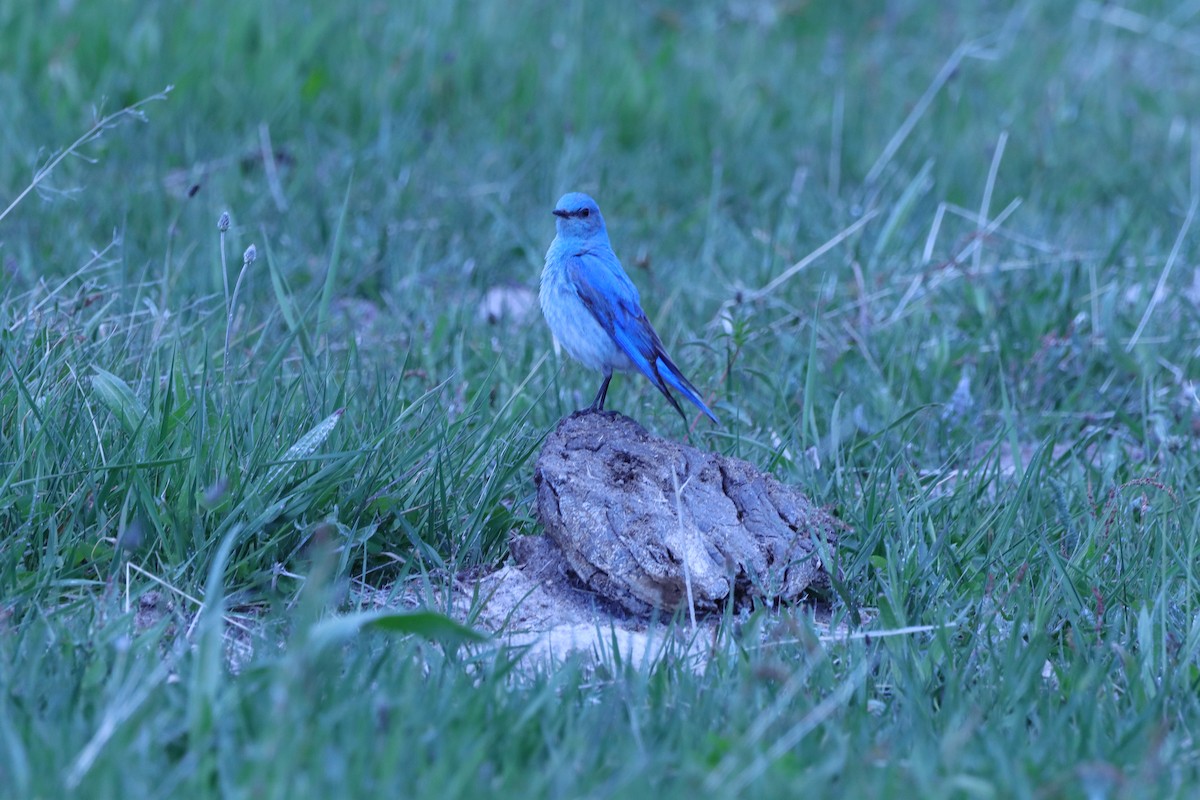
left=864, top=42, right=978, bottom=186
left=258, top=122, right=289, bottom=213
left=1126, top=194, right=1198, bottom=351
left=670, top=469, right=698, bottom=633
left=1078, top=2, right=1200, bottom=56
left=0, top=87, right=172, bottom=225
left=748, top=210, right=880, bottom=301
left=975, top=130, right=1009, bottom=274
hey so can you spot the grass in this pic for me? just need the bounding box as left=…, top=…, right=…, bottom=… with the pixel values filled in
left=2, top=0, right=1200, bottom=796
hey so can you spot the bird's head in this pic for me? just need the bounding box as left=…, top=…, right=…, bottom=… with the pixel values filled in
left=552, top=192, right=607, bottom=241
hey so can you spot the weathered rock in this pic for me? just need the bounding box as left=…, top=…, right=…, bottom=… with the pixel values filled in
left=533, top=411, right=840, bottom=616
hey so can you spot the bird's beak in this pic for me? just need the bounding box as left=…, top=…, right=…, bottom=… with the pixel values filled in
left=552, top=209, right=568, bottom=218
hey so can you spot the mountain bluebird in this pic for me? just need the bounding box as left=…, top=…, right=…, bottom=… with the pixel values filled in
left=540, top=191, right=718, bottom=424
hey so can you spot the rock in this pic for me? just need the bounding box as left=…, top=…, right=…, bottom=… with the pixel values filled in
left=533, top=411, right=841, bottom=616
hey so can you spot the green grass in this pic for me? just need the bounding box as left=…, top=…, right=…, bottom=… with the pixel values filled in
left=3, top=0, right=1200, bottom=796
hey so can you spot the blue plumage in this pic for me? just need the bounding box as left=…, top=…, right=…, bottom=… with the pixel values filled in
left=540, top=192, right=718, bottom=424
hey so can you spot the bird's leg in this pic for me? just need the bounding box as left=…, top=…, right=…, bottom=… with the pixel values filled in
left=589, top=371, right=613, bottom=412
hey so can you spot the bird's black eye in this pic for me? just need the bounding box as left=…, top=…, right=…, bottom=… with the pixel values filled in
left=580, top=208, right=590, bottom=217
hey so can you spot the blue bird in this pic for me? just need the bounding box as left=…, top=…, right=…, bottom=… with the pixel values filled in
left=540, top=192, right=718, bottom=425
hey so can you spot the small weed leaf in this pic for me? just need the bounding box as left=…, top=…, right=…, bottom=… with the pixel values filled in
left=263, top=407, right=345, bottom=487
left=364, top=610, right=489, bottom=643
left=91, top=367, right=148, bottom=436
left=307, top=609, right=488, bottom=652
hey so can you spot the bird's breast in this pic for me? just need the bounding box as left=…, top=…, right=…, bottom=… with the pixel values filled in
left=540, top=258, right=632, bottom=374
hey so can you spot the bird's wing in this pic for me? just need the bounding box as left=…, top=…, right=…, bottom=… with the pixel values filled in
left=567, top=250, right=718, bottom=423
left=566, top=250, right=659, bottom=369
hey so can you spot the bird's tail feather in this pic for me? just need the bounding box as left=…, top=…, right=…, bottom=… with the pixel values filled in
left=655, top=353, right=719, bottom=425
left=610, top=322, right=719, bottom=425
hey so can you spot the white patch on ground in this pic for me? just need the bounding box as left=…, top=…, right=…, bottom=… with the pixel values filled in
left=478, top=285, right=537, bottom=324
left=452, top=564, right=714, bottom=668
left=417, top=558, right=846, bottom=670
left=131, top=552, right=855, bottom=673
